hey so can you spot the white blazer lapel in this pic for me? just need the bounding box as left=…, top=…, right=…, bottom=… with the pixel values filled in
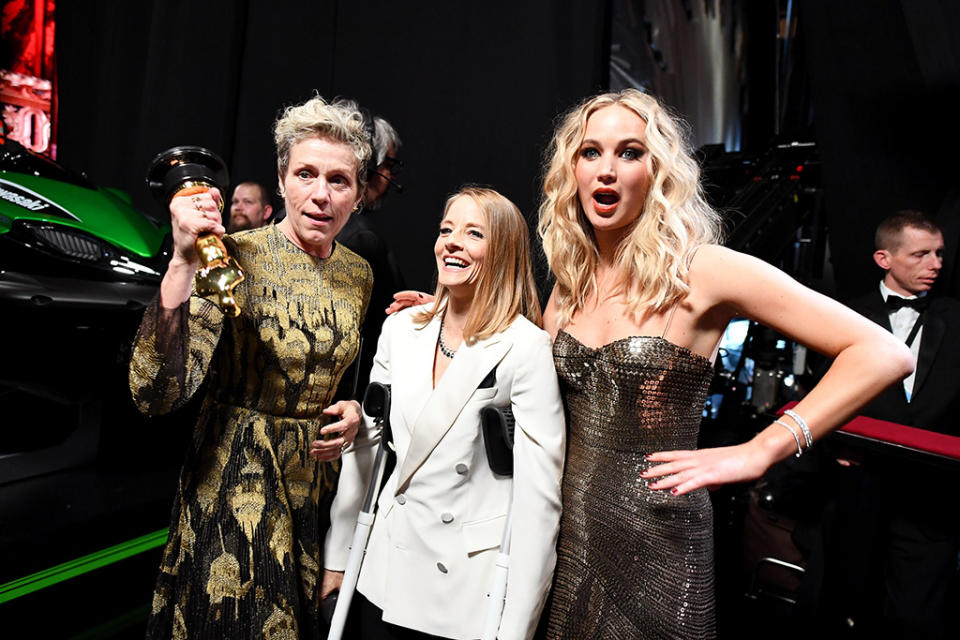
left=398, top=314, right=442, bottom=430
left=395, top=335, right=512, bottom=492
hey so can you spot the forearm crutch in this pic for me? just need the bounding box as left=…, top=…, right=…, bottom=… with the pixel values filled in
left=327, top=382, right=393, bottom=640
left=479, top=404, right=516, bottom=640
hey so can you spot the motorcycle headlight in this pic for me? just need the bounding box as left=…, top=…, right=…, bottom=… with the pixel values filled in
left=13, top=221, right=164, bottom=280
left=30, top=224, right=104, bottom=262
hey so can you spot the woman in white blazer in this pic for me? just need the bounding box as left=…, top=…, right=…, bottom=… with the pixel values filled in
left=318, top=186, right=566, bottom=640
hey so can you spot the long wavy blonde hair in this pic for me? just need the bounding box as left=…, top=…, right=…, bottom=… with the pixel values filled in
left=538, top=89, right=721, bottom=328
left=415, top=186, right=542, bottom=342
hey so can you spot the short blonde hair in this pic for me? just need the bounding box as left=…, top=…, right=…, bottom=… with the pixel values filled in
left=273, top=95, right=372, bottom=193
left=538, top=89, right=721, bottom=328
left=416, top=186, right=542, bottom=341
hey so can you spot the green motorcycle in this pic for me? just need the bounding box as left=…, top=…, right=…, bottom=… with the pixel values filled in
left=0, top=138, right=174, bottom=483
left=0, top=138, right=169, bottom=307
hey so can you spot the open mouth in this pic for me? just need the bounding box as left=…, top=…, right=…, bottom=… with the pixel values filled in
left=592, top=189, right=620, bottom=212
left=443, top=256, right=469, bottom=270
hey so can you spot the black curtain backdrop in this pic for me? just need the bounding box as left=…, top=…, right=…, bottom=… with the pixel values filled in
left=54, top=1, right=960, bottom=301
left=800, top=0, right=960, bottom=300
left=55, top=0, right=608, bottom=292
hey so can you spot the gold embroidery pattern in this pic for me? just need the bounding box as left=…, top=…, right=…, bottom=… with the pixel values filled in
left=131, top=227, right=372, bottom=638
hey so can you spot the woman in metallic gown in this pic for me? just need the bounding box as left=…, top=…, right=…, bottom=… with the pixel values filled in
left=130, top=95, right=373, bottom=639
left=537, top=89, right=913, bottom=639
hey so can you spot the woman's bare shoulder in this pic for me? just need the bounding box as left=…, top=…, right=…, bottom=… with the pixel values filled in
left=688, top=243, right=741, bottom=272
left=688, top=244, right=786, bottom=294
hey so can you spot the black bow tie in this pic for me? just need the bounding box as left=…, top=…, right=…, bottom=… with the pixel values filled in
left=886, top=295, right=929, bottom=312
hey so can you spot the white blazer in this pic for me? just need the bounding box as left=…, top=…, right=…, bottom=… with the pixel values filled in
left=325, top=306, right=565, bottom=640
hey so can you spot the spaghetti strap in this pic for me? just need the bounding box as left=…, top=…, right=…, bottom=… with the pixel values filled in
left=660, top=303, right=680, bottom=339
left=660, top=244, right=704, bottom=340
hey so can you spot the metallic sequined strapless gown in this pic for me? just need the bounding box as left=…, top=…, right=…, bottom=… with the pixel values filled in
left=545, top=331, right=716, bottom=640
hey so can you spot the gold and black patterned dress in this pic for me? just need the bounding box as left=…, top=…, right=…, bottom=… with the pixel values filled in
left=129, top=225, right=372, bottom=640
left=545, top=331, right=716, bottom=640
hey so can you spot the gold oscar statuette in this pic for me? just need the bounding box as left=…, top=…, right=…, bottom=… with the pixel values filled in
left=147, top=146, right=244, bottom=317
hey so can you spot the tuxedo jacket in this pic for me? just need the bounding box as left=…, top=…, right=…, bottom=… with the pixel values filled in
left=325, top=306, right=565, bottom=640
left=846, top=290, right=960, bottom=435
left=335, top=217, right=406, bottom=399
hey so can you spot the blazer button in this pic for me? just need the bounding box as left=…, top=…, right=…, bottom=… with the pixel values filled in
left=455, top=463, right=468, bottom=475
left=440, top=512, right=454, bottom=523
left=396, top=495, right=407, bottom=505
left=436, top=562, right=448, bottom=573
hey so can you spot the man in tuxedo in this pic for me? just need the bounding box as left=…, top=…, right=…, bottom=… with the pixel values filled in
left=848, top=210, right=960, bottom=433
left=822, top=210, right=959, bottom=638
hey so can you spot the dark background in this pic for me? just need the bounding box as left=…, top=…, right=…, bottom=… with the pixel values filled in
left=801, top=0, right=960, bottom=299
left=53, top=0, right=960, bottom=300
left=56, top=0, right=608, bottom=293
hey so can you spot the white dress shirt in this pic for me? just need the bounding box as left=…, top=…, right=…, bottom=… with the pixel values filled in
left=879, top=280, right=925, bottom=401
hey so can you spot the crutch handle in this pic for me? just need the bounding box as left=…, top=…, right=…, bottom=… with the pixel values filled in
left=481, top=405, right=515, bottom=476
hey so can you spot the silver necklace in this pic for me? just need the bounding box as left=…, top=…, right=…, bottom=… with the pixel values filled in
left=438, top=315, right=457, bottom=358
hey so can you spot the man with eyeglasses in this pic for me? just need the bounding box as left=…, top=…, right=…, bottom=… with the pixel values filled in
left=363, top=116, right=404, bottom=210
left=336, top=112, right=406, bottom=400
